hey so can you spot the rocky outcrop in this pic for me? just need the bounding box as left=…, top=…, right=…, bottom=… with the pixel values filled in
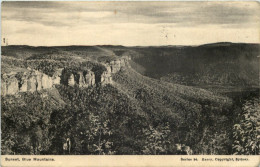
left=1, top=70, right=54, bottom=96
left=40, top=74, right=53, bottom=90
left=110, top=60, right=121, bottom=73
left=61, top=69, right=95, bottom=87
left=1, top=56, right=131, bottom=96
left=27, top=75, right=37, bottom=92
left=68, top=74, right=75, bottom=86
left=98, top=56, right=130, bottom=85
left=75, top=72, right=84, bottom=87
left=101, top=71, right=112, bottom=85
left=52, top=68, right=63, bottom=85
left=1, top=74, right=19, bottom=96
left=20, top=71, right=53, bottom=92
left=84, top=71, right=95, bottom=86
left=107, top=56, right=130, bottom=74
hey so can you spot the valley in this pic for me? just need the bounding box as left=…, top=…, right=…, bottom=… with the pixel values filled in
left=1, top=43, right=259, bottom=155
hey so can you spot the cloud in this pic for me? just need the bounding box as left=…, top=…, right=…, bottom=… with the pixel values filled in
left=2, top=1, right=259, bottom=27
left=2, top=1, right=260, bottom=46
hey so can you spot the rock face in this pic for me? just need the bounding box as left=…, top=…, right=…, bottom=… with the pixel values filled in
left=62, top=70, right=95, bottom=87
left=27, top=75, right=37, bottom=92
left=1, top=56, right=131, bottom=96
left=1, top=70, right=54, bottom=96
left=1, top=78, right=7, bottom=95
left=84, top=71, right=95, bottom=86
left=68, top=74, right=75, bottom=86
left=75, top=72, right=85, bottom=87
left=101, top=71, right=112, bottom=85
left=40, top=74, right=53, bottom=90
left=52, top=68, right=63, bottom=85
left=20, top=71, right=53, bottom=92
left=19, top=76, right=28, bottom=92
left=107, top=56, right=130, bottom=74
left=110, top=60, right=121, bottom=73
left=98, top=56, right=130, bottom=85
left=1, top=74, right=19, bottom=96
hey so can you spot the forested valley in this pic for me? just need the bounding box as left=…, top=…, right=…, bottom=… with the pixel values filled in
left=1, top=43, right=259, bottom=155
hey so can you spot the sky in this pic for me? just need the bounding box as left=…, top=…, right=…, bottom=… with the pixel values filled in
left=1, top=1, right=260, bottom=46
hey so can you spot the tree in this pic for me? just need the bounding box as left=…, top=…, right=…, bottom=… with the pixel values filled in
left=233, top=98, right=260, bottom=155
left=142, top=123, right=172, bottom=155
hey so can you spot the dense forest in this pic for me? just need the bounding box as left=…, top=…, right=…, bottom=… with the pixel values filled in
left=1, top=84, right=259, bottom=155
left=1, top=43, right=259, bottom=155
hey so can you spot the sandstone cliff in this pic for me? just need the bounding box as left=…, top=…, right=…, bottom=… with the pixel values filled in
left=1, top=74, right=19, bottom=95
left=1, top=70, right=54, bottom=96
left=99, top=56, right=130, bottom=84
left=52, top=68, right=63, bottom=85
left=1, top=56, right=131, bottom=96
left=62, top=70, right=95, bottom=87
left=107, top=56, right=130, bottom=74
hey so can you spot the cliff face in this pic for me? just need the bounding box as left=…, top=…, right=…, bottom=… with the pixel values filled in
left=108, top=56, right=130, bottom=74
left=1, top=75, right=19, bottom=95
left=84, top=71, right=95, bottom=86
left=63, top=70, right=95, bottom=87
left=101, top=71, right=112, bottom=85
left=99, top=56, right=130, bottom=84
left=68, top=74, right=75, bottom=86
left=1, top=70, right=55, bottom=96
left=1, top=56, right=131, bottom=96
left=52, top=68, right=63, bottom=85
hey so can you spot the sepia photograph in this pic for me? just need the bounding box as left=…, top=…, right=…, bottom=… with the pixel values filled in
left=1, top=0, right=259, bottom=161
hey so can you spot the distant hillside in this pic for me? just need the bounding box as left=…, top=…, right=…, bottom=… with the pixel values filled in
left=128, top=43, right=260, bottom=87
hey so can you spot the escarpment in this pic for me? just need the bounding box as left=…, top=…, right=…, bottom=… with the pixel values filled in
left=108, top=56, right=130, bottom=74
left=1, top=74, right=19, bottom=95
left=61, top=69, right=95, bottom=87
left=1, top=56, right=131, bottom=96
left=1, top=70, right=56, bottom=96
left=99, top=56, right=130, bottom=84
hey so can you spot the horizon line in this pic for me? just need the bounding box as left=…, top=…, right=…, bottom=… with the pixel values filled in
left=1, top=41, right=260, bottom=48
